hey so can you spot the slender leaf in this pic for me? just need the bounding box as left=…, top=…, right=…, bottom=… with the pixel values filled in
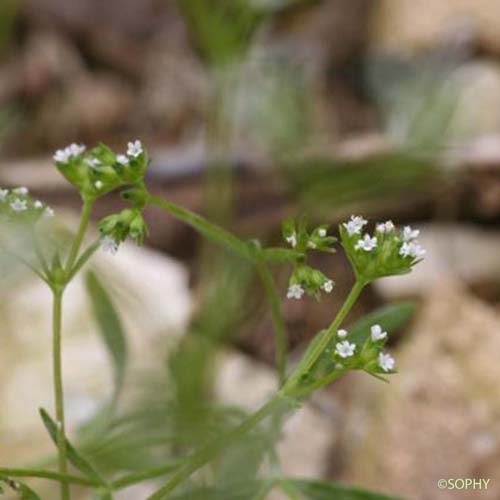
left=286, top=478, right=401, bottom=500
left=85, top=271, right=127, bottom=398
left=0, top=468, right=97, bottom=487
left=39, top=408, right=106, bottom=486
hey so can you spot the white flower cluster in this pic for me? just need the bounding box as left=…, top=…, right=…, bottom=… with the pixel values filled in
left=343, top=215, right=426, bottom=260
left=286, top=277, right=334, bottom=300
left=333, top=324, right=395, bottom=372
left=0, top=186, right=54, bottom=217
left=53, top=143, right=86, bottom=163
left=399, top=225, right=426, bottom=259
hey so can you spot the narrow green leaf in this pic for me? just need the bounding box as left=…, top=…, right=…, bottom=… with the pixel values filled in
left=39, top=408, right=106, bottom=486
left=287, top=478, right=401, bottom=500
left=85, top=271, right=127, bottom=398
left=0, top=468, right=98, bottom=487
left=348, top=301, right=416, bottom=346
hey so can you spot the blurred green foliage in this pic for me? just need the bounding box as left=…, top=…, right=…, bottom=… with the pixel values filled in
left=177, top=0, right=264, bottom=65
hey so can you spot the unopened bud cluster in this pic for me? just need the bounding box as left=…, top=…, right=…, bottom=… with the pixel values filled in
left=98, top=208, right=148, bottom=251
left=282, top=217, right=336, bottom=300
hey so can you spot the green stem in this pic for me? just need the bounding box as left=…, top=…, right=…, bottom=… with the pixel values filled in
left=65, top=198, right=93, bottom=273
left=284, top=279, right=365, bottom=394
left=146, top=395, right=287, bottom=500
left=52, top=290, right=70, bottom=500
left=0, top=468, right=98, bottom=487
left=256, top=261, right=287, bottom=387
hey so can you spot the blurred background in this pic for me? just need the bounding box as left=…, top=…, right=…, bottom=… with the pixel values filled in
left=1, top=0, right=500, bottom=499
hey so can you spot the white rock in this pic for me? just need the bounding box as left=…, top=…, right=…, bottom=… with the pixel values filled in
left=0, top=241, right=191, bottom=464
left=215, top=351, right=334, bottom=478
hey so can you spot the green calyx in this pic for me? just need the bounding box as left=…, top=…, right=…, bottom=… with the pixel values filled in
left=98, top=208, right=148, bottom=246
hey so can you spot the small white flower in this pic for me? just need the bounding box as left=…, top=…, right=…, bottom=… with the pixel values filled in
left=34, top=200, right=43, bottom=209
left=355, top=234, right=377, bottom=252
left=127, top=140, right=143, bottom=158
left=318, top=228, right=327, bottom=237
left=13, top=186, right=28, bottom=195
left=322, top=279, right=334, bottom=293
left=94, top=180, right=104, bottom=190
left=337, top=329, right=348, bottom=339
left=343, top=215, right=367, bottom=236
left=307, top=240, right=317, bottom=249
left=371, top=324, right=387, bottom=342
left=100, top=236, right=119, bottom=255
left=335, top=340, right=356, bottom=358
left=399, top=241, right=426, bottom=259
left=54, top=148, right=71, bottom=163
left=53, top=143, right=86, bottom=163
left=411, top=243, right=426, bottom=259
left=376, top=220, right=395, bottom=233
left=286, top=233, right=297, bottom=248
left=116, top=154, right=129, bottom=166
left=45, top=207, right=54, bottom=217
left=68, top=143, right=86, bottom=157
left=85, top=157, right=101, bottom=167
left=378, top=352, right=395, bottom=372
left=0, top=188, right=8, bottom=200
left=10, top=199, right=27, bottom=212
left=402, top=225, right=419, bottom=242
left=287, top=283, right=304, bottom=300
